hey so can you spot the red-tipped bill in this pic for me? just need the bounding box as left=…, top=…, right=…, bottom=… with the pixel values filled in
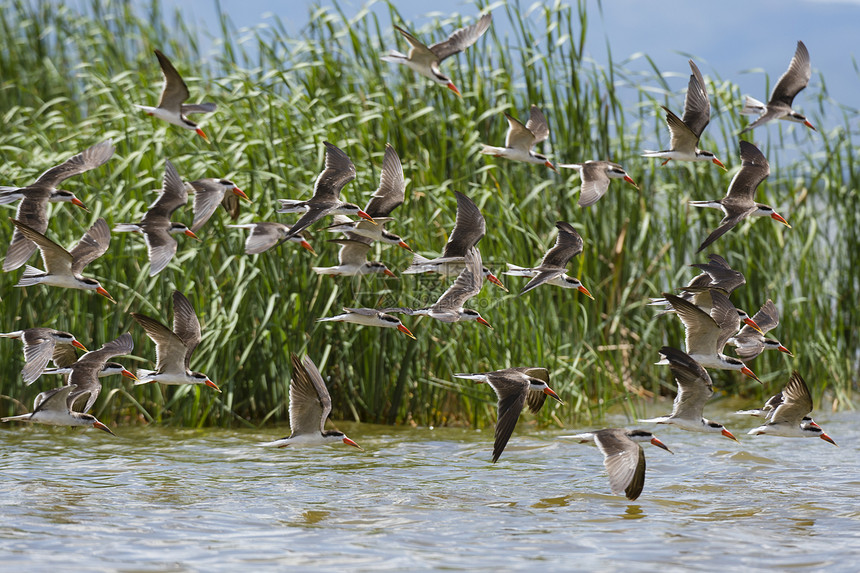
left=71, top=197, right=90, bottom=212
left=93, top=421, right=115, bottom=436
left=72, top=339, right=88, bottom=352
left=624, top=175, right=639, bottom=189
left=121, top=369, right=138, bottom=380
left=357, top=210, right=377, bottom=225
left=383, top=269, right=397, bottom=278
left=397, top=323, right=416, bottom=340
left=195, top=128, right=210, bottom=142
left=476, top=316, right=493, bottom=329
left=486, top=273, right=508, bottom=292
left=743, top=317, right=763, bottom=334
left=721, top=428, right=740, bottom=443
left=545, top=160, right=559, bottom=173
left=205, top=379, right=221, bottom=392
left=543, top=386, right=564, bottom=404
left=650, top=437, right=673, bottom=453
left=300, top=240, right=316, bottom=255
left=740, top=366, right=761, bottom=383
left=232, top=187, right=251, bottom=202
left=712, top=157, right=727, bottom=171
left=804, top=120, right=816, bottom=131
left=771, top=212, right=791, bottom=228
left=96, top=286, right=116, bottom=304
left=446, top=82, right=461, bottom=97
left=578, top=284, right=594, bottom=300
left=398, top=241, right=413, bottom=252
left=778, top=345, right=793, bottom=356
left=343, top=437, right=362, bottom=449
left=820, top=433, right=837, bottom=446
left=184, top=229, right=200, bottom=240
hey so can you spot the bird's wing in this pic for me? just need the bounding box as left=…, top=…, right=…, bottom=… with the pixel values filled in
left=312, top=141, right=356, bottom=201
left=10, top=218, right=73, bottom=274
left=594, top=429, right=643, bottom=500
left=429, top=12, right=492, bottom=62
left=578, top=162, right=611, bottom=207
left=364, top=144, right=404, bottom=217
left=130, top=312, right=187, bottom=372
left=503, top=113, right=537, bottom=151
left=660, top=346, right=713, bottom=420
left=442, top=191, right=486, bottom=257
left=172, top=291, right=202, bottom=370
left=770, top=371, right=813, bottom=426
left=154, top=49, right=190, bottom=112
left=243, top=223, right=286, bottom=255
left=769, top=41, right=811, bottom=107
left=21, top=338, right=57, bottom=384
left=70, top=217, right=110, bottom=274
left=33, top=384, right=76, bottom=414
left=522, top=367, right=550, bottom=414
left=333, top=239, right=371, bottom=266
left=432, top=246, right=483, bottom=310
left=33, top=140, right=115, bottom=188
left=696, top=210, right=751, bottom=253
left=742, top=299, right=779, bottom=336
left=78, top=333, right=134, bottom=366
left=663, top=293, right=721, bottom=355
left=143, top=226, right=178, bottom=276
left=147, top=160, right=188, bottom=219
left=723, top=141, right=770, bottom=205
left=288, top=353, right=332, bottom=435
left=190, top=180, right=227, bottom=232
left=539, top=221, right=583, bottom=268
left=181, top=103, right=217, bottom=114
left=524, top=105, right=550, bottom=144
left=682, top=60, right=711, bottom=138
left=663, top=106, right=700, bottom=152
left=710, top=289, right=743, bottom=351
left=691, top=254, right=746, bottom=293
left=487, top=372, right=528, bottom=463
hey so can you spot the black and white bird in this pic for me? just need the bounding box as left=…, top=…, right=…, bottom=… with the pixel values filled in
left=1, top=384, right=114, bottom=435
left=740, top=41, right=815, bottom=134
left=504, top=221, right=592, bottom=298
left=557, top=160, right=638, bottom=207
left=40, top=333, right=136, bottom=414
left=382, top=247, right=491, bottom=327
left=277, top=142, right=374, bottom=243
left=260, top=353, right=361, bottom=449
left=481, top=106, right=557, bottom=171
left=113, top=160, right=198, bottom=276
left=131, top=291, right=219, bottom=391
left=0, top=327, right=88, bottom=385
left=561, top=429, right=672, bottom=501
left=136, top=49, right=216, bottom=141
left=381, top=12, right=492, bottom=96
left=747, top=371, right=836, bottom=445
left=454, top=367, right=562, bottom=463
left=325, top=144, right=411, bottom=251
left=648, top=254, right=745, bottom=315
left=11, top=217, right=114, bottom=302
left=727, top=299, right=792, bottom=360
left=403, top=191, right=506, bottom=290
left=188, top=177, right=250, bottom=233
left=228, top=222, right=315, bottom=255
left=692, top=141, right=790, bottom=253
left=642, top=60, right=725, bottom=169
left=317, top=307, right=416, bottom=339
left=1, top=139, right=113, bottom=271
left=311, top=239, right=397, bottom=277
left=735, top=390, right=818, bottom=429
left=640, top=347, right=739, bottom=442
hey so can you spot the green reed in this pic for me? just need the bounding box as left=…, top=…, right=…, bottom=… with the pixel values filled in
left=0, top=0, right=855, bottom=431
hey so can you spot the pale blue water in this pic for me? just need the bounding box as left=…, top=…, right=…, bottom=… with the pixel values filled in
left=2, top=410, right=858, bottom=571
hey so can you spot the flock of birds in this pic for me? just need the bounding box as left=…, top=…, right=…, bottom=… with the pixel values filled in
left=0, top=11, right=838, bottom=501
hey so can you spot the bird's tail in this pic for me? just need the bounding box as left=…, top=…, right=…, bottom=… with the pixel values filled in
left=1, top=414, right=32, bottom=422
left=15, top=266, right=43, bottom=287
left=740, top=96, right=766, bottom=116
left=402, top=253, right=431, bottom=274
left=640, top=150, right=667, bottom=158
left=503, top=263, right=534, bottom=277
left=0, top=330, right=23, bottom=339
left=480, top=145, right=505, bottom=156
left=380, top=50, right=407, bottom=63
left=638, top=417, right=670, bottom=424
left=453, top=373, right=489, bottom=382
left=112, top=223, right=141, bottom=233
left=134, top=369, right=156, bottom=385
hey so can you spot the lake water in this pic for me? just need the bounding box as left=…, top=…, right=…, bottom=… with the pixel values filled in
left=2, top=410, right=857, bottom=571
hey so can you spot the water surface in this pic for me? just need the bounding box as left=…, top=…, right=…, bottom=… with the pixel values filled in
left=1, top=411, right=858, bottom=571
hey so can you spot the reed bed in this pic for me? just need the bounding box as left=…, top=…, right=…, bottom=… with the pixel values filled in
left=0, top=0, right=856, bottom=429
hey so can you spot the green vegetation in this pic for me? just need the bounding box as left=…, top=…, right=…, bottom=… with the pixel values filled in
left=0, top=0, right=855, bottom=430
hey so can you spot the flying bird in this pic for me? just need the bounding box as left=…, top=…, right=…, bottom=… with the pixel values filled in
left=692, top=141, right=790, bottom=253
left=740, top=41, right=815, bottom=133
left=188, top=177, right=250, bottom=233
left=0, top=327, right=87, bottom=385
left=454, top=367, right=562, bottom=463
left=561, top=429, right=672, bottom=501
left=317, top=307, right=415, bottom=339
left=11, top=217, right=114, bottom=302
left=228, top=222, right=314, bottom=255
left=1, top=139, right=113, bottom=271
left=481, top=105, right=557, bottom=171
left=747, top=371, right=836, bottom=445
left=648, top=254, right=745, bottom=315
left=557, top=160, right=638, bottom=207
left=727, top=299, right=792, bottom=360
left=136, top=49, right=216, bottom=141
left=642, top=60, right=725, bottom=169
left=311, top=239, right=397, bottom=277
left=1, top=384, right=114, bottom=435
left=381, top=12, right=492, bottom=96
left=113, top=160, right=199, bottom=276
left=131, top=290, right=219, bottom=391
left=640, top=347, right=739, bottom=442
left=259, top=353, right=361, bottom=449
left=504, top=221, right=592, bottom=298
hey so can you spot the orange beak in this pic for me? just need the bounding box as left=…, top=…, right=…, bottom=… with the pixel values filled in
left=383, top=269, right=397, bottom=278
left=343, top=437, right=362, bottom=449
left=804, top=120, right=816, bottom=131
left=476, top=316, right=493, bottom=329
left=300, top=240, right=316, bottom=256
left=721, top=428, right=740, bottom=443
left=778, top=345, right=793, bottom=356
left=397, top=323, right=416, bottom=340
left=71, top=197, right=90, bottom=212
left=743, top=317, right=763, bottom=334
left=771, top=212, right=791, bottom=228
left=72, top=339, right=88, bottom=352
left=195, top=128, right=210, bottom=142
left=624, top=175, right=639, bottom=189
left=486, top=273, right=508, bottom=292
left=446, top=82, right=461, bottom=97
left=232, top=187, right=251, bottom=202
left=650, top=437, right=673, bottom=453
left=205, top=379, right=221, bottom=392
left=121, top=369, right=138, bottom=380
left=357, top=210, right=377, bottom=225
left=820, top=433, right=837, bottom=446
left=543, top=386, right=564, bottom=404
left=398, top=240, right=413, bottom=252
left=740, top=366, right=761, bottom=383
left=184, top=229, right=200, bottom=240
left=96, top=286, right=116, bottom=304
left=545, top=160, right=559, bottom=173
left=92, top=421, right=115, bottom=436
left=712, top=157, right=727, bottom=171
left=578, top=284, right=594, bottom=300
